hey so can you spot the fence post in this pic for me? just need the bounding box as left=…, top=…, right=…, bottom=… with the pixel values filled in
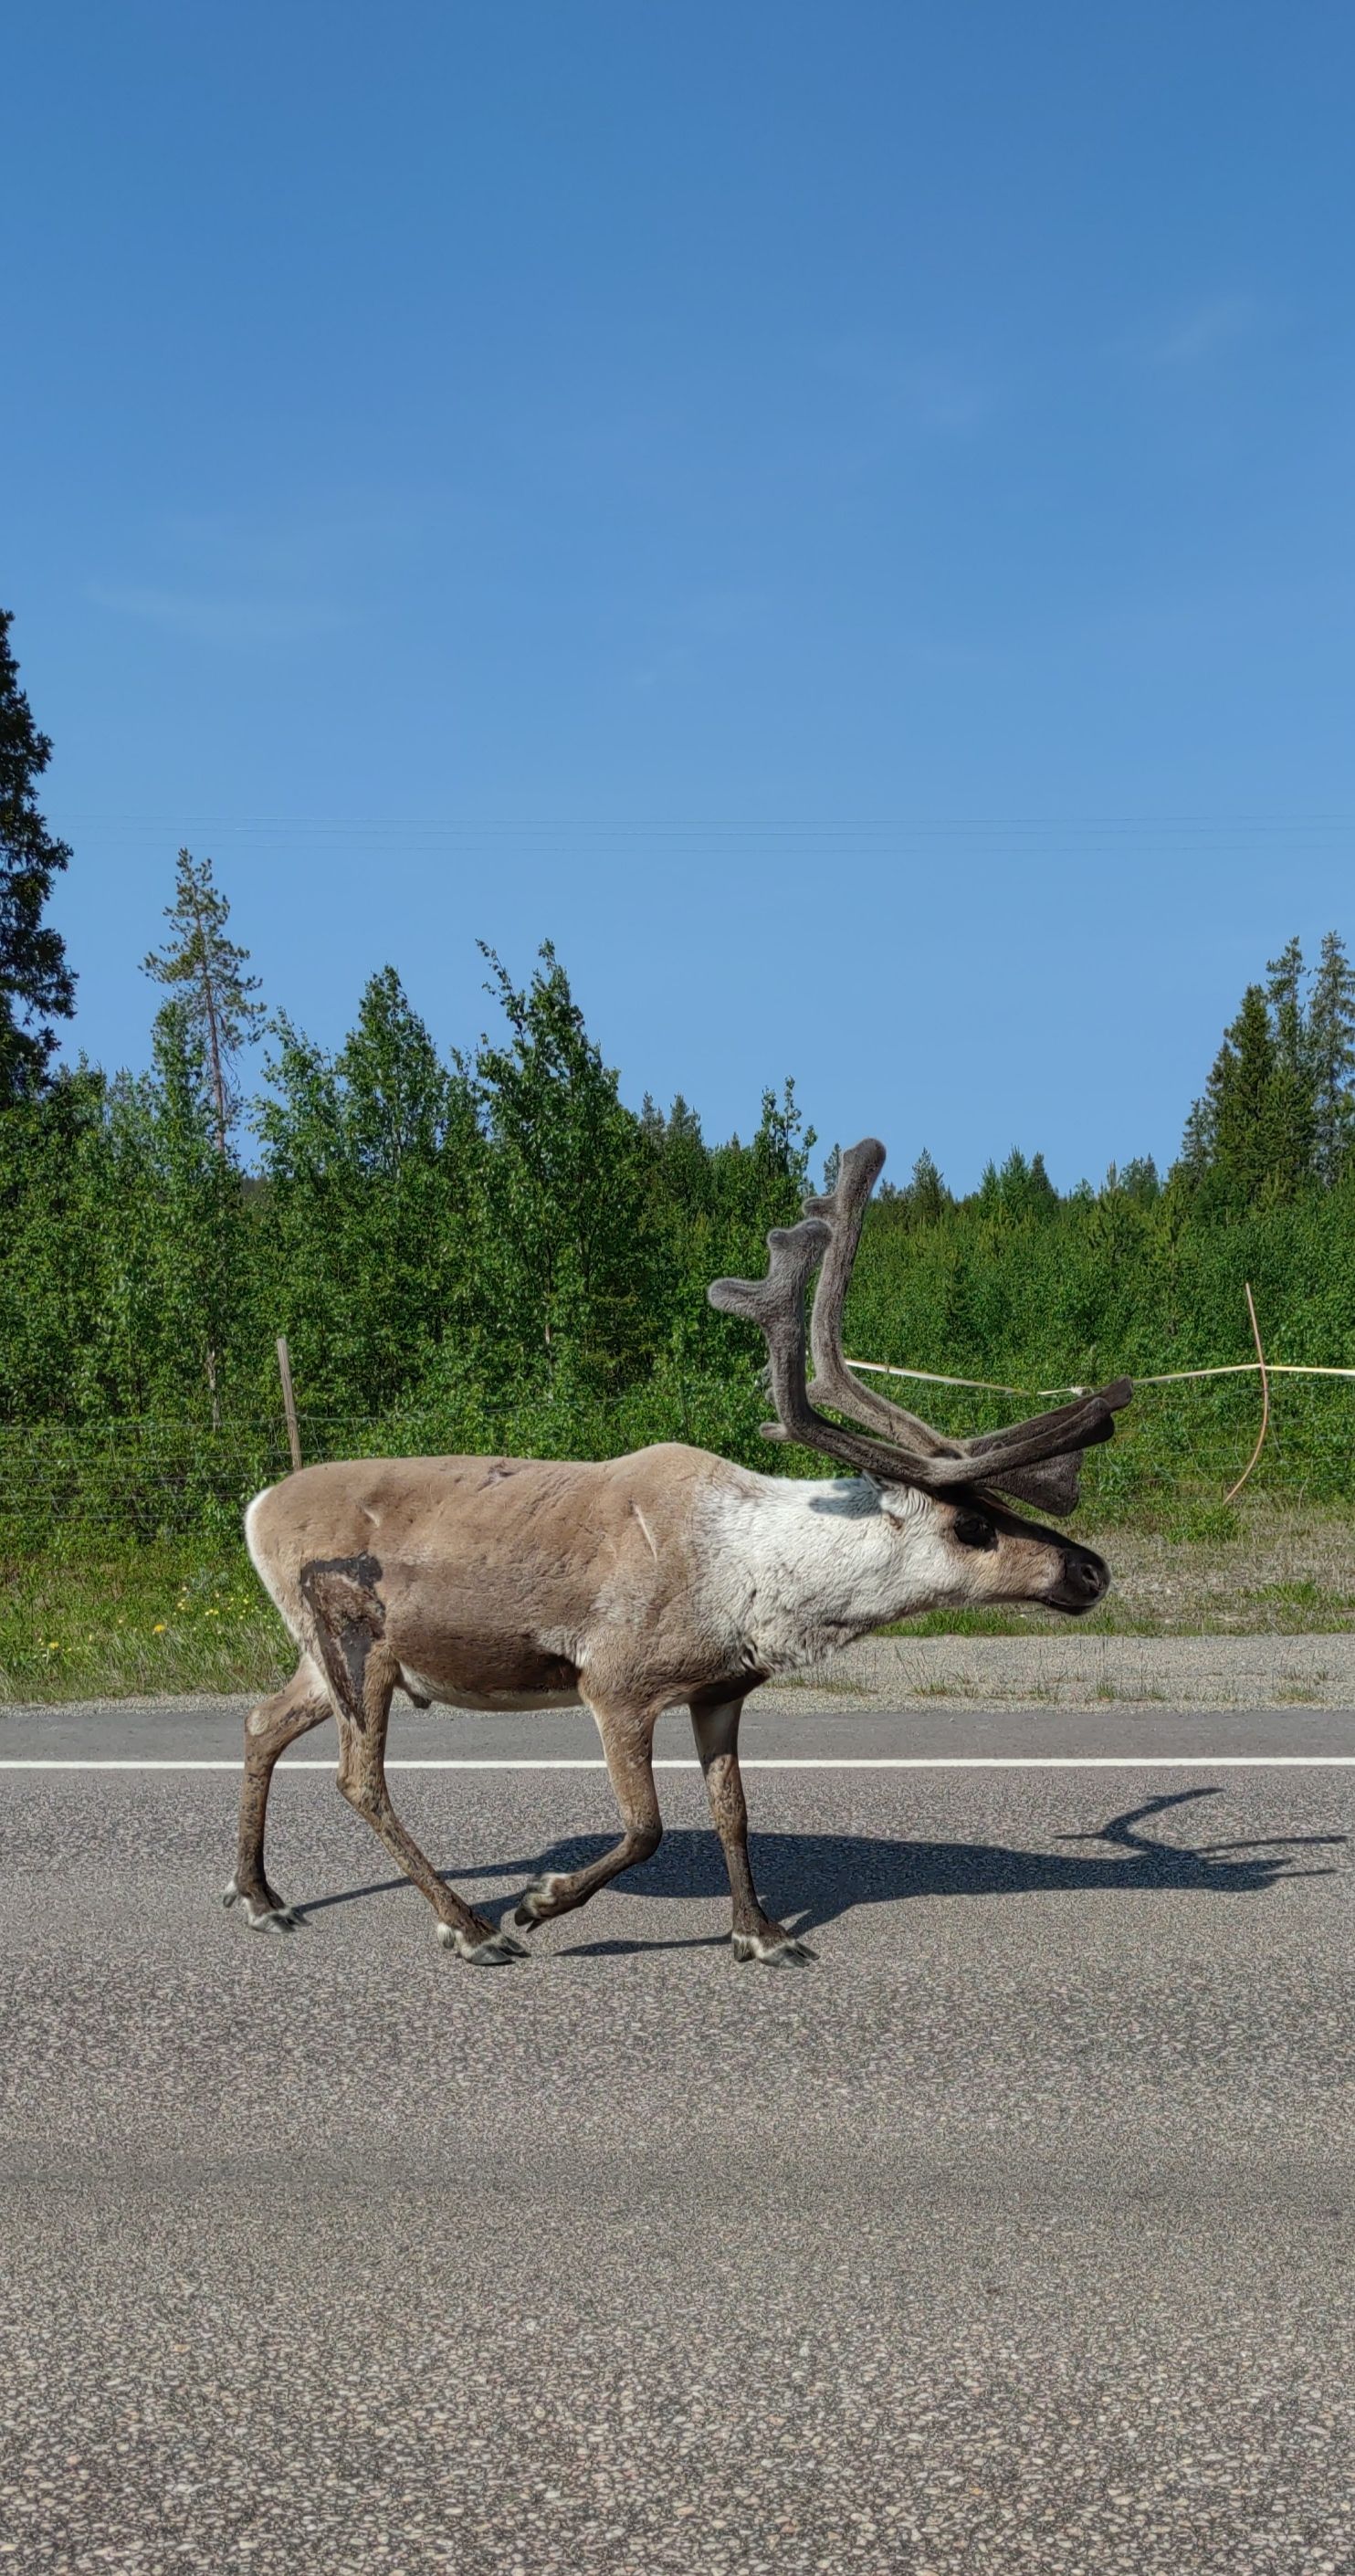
left=276, top=1335, right=303, bottom=1473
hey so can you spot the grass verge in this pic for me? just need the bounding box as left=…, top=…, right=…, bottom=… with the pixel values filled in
left=0, top=1546, right=293, bottom=1704
left=5, top=1495, right=1355, bottom=1702
left=879, top=1499, right=1355, bottom=1640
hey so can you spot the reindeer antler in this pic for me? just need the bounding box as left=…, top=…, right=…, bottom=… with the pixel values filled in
left=709, top=1138, right=1131, bottom=1503
left=803, top=1141, right=959, bottom=1455
left=802, top=1137, right=1126, bottom=1514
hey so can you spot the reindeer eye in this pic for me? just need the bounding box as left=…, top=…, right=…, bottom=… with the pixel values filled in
left=953, top=1510, right=997, bottom=1551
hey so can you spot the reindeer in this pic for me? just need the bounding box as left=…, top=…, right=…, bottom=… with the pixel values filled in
left=226, top=1140, right=1130, bottom=1964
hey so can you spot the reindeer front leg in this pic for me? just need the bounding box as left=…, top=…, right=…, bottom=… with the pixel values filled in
left=515, top=1698, right=663, bottom=1930
left=690, top=1690, right=813, bottom=1964
left=224, top=1659, right=331, bottom=1928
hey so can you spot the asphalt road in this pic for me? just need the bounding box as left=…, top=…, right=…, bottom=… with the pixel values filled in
left=3, top=1704, right=1354, bottom=2573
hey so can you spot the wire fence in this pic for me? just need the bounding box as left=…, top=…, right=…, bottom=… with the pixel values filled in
left=1, top=1362, right=1354, bottom=1555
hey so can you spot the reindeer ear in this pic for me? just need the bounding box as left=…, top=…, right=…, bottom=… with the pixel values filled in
left=965, top=1377, right=1129, bottom=1517
left=985, top=1453, right=1084, bottom=1518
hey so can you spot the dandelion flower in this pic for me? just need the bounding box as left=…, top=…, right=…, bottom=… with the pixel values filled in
left=152, top=1622, right=167, bottom=1635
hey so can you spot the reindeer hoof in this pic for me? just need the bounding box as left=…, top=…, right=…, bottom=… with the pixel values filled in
left=225, top=1878, right=299, bottom=1929
left=732, top=1929, right=815, bottom=1967
left=438, top=1922, right=530, bottom=1965
left=513, top=1873, right=570, bottom=1927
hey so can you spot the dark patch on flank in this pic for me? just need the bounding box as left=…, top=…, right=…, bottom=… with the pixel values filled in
left=299, top=1552, right=385, bottom=1729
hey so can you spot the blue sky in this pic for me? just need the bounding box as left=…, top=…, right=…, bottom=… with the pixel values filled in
left=7, top=1, right=1355, bottom=1188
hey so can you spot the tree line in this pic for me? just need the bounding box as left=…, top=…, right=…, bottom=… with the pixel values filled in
left=5, top=605, right=1355, bottom=1525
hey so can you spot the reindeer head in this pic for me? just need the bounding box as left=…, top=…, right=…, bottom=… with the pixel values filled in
left=708, top=1138, right=1130, bottom=1619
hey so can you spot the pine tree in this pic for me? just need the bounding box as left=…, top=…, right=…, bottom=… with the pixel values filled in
left=1308, top=929, right=1355, bottom=1185
left=142, top=1001, right=249, bottom=1425
left=0, top=607, right=77, bottom=1099
left=142, top=849, right=264, bottom=1155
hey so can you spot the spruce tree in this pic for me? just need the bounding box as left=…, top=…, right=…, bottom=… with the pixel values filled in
left=1202, top=983, right=1276, bottom=1203
left=1265, top=935, right=1306, bottom=1078
left=656, top=1094, right=709, bottom=1214
left=142, top=848, right=264, bottom=1156
left=0, top=608, right=77, bottom=1099
left=1264, top=934, right=1316, bottom=1194
left=907, top=1147, right=948, bottom=1224
left=1175, top=1093, right=1213, bottom=1183
left=1025, top=1150, right=1059, bottom=1217
left=1308, top=929, right=1355, bottom=1185
left=1119, top=1154, right=1160, bottom=1205
left=976, top=1158, right=1003, bottom=1215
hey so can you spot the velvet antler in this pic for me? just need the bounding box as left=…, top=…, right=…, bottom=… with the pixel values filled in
left=709, top=1138, right=1131, bottom=1502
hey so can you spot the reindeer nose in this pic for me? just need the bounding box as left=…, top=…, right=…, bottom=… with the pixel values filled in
left=1060, top=1545, right=1108, bottom=1605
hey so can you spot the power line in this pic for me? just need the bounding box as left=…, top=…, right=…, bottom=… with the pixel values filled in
left=52, top=813, right=1355, bottom=834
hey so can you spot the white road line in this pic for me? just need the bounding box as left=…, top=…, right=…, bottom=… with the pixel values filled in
left=1, top=1756, right=1353, bottom=1772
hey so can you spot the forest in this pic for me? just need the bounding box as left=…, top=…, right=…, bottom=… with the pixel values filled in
left=4, top=877, right=1355, bottom=1554
left=4, top=610, right=1355, bottom=1572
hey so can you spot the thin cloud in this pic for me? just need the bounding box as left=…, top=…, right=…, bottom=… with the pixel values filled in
left=88, top=584, right=347, bottom=647
left=1141, top=294, right=1262, bottom=368
left=157, top=500, right=424, bottom=579
left=814, top=336, right=990, bottom=434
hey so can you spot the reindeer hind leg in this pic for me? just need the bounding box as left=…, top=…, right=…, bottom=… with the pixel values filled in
left=302, top=1555, right=527, bottom=1965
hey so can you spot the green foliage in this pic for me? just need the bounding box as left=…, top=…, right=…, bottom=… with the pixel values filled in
left=0, top=606, right=76, bottom=1099
left=462, top=942, right=655, bottom=1393
left=257, top=967, right=482, bottom=1414
left=0, top=935, right=813, bottom=1547
left=5, top=909, right=1355, bottom=1562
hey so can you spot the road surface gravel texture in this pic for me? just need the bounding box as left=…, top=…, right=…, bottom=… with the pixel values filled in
left=2, top=1700, right=1353, bottom=2573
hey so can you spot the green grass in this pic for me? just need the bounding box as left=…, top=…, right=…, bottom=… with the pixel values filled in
left=0, top=1545, right=293, bottom=1705
left=878, top=1603, right=1074, bottom=1638
left=1245, top=1576, right=1351, bottom=1610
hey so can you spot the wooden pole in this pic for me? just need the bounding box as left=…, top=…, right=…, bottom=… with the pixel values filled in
left=276, top=1334, right=302, bottom=1473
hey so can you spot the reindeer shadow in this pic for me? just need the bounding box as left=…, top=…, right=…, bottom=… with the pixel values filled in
left=294, top=1789, right=1344, bottom=1950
